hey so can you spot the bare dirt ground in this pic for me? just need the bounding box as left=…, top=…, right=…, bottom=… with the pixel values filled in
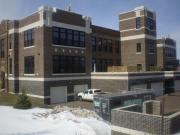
left=156, top=92, right=180, bottom=115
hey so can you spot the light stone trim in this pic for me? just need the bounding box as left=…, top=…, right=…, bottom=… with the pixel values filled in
left=24, top=46, right=35, bottom=49
left=157, top=44, right=176, bottom=49
left=121, top=34, right=156, bottom=41
left=91, top=76, right=129, bottom=80
left=8, top=6, right=92, bottom=34
left=120, top=27, right=156, bottom=32
left=119, top=15, right=156, bottom=22
left=51, top=73, right=87, bottom=76
left=52, top=44, right=86, bottom=49
left=9, top=92, right=50, bottom=99
left=8, top=76, right=91, bottom=81
left=91, top=75, right=163, bottom=80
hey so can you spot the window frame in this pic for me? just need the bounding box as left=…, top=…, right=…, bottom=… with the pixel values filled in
left=136, top=17, right=141, bottom=29
left=24, top=29, right=35, bottom=47
left=52, top=55, right=85, bottom=74
left=52, top=27, right=85, bottom=48
left=136, top=43, right=142, bottom=53
left=0, top=39, right=5, bottom=58
left=24, top=56, right=35, bottom=74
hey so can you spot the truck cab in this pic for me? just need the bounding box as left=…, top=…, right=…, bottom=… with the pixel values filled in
left=78, top=89, right=102, bottom=101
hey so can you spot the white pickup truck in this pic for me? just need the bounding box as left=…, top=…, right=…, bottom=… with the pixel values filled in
left=77, top=89, right=102, bottom=101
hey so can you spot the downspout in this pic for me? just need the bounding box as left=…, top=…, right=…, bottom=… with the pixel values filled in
left=6, top=20, right=9, bottom=93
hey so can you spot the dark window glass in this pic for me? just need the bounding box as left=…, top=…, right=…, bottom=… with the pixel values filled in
left=103, top=59, right=108, bottom=72
left=80, top=57, right=85, bottom=72
left=92, top=37, right=96, bottom=52
left=0, top=39, right=5, bottom=58
left=115, top=41, right=120, bottom=53
left=149, top=44, right=155, bottom=53
left=9, top=58, right=12, bottom=74
left=136, top=17, right=141, bottom=29
left=67, top=29, right=73, bottom=46
left=24, top=56, right=34, bottom=74
left=136, top=43, right=141, bottom=52
left=98, top=38, right=102, bottom=52
left=165, top=48, right=176, bottom=57
left=52, top=27, right=85, bottom=48
left=116, top=59, right=120, bottom=66
left=79, top=32, right=85, bottom=47
left=60, top=28, right=66, bottom=45
left=24, top=29, right=34, bottom=47
left=52, top=27, right=59, bottom=44
left=98, top=59, right=103, bottom=72
left=9, top=34, right=12, bottom=49
left=92, top=58, right=96, bottom=72
left=146, top=18, right=154, bottom=30
left=53, top=55, right=85, bottom=73
left=108, top=59, right=113, bottom=67
left=102, top=39, right=108, bottom=52
left=108, top=40, right=112, bottom=53
left=73, top=31, right=79, bottom=46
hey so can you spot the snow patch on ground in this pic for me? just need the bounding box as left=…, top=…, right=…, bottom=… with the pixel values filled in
left=0, top=106, right=110, bottom=135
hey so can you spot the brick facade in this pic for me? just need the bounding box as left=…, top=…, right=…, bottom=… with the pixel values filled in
left=0, top=6, right=179, bottom=104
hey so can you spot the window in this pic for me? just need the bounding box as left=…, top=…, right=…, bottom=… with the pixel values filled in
left=73, top=31, right=79, bottom=46
left=146, top=18, right=154, bottom=30
left=137, top=64, right=142, bottom=71
left=52, top=27, right=59, bottom=44
left=108, top=40, right=112, bottom=52
left=136, top=17, right=141, bottom=29
left=67, top=29, right=73, bottom=46
left=9, top=34, right=12, bottom=49
left=102, top=59, right=108, bottom=72
left=136, top=43, right=141, bottom=53
left=115, top=41, right=120, bottom=53
left=102, top=39, right=108, bottom=52
left=108, top=59, right=113, bottom=67
left=116, top=59, right=120, bottom=66
left=9, top=58, right=12, bottom=74
left=52, top=27, right=85, bottom=47
left=165, top=48, right=176, bottom=57
left=92, top=37, right=96, bottom=51
left=149, top=44, right=155, bottom=53
left=92, top=58, right=96, bottom=72
left=60, top=28, right=66, bottom=45
left=24, top=56, right=34, bottom=74
left=79, top=32, right=85, bottom=47
left=53, top=55, right=85, bottom=73
left=98, top=38, right=102, bottom=52
left=0, top=39, right=5, bottom=58
left=24, top=29, right=34, bottom=47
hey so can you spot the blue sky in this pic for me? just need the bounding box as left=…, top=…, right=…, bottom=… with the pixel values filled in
left=0, top=0, right=180, bottom=58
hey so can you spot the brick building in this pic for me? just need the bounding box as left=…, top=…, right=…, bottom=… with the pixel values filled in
left=157, top=37, right=178, bottom=71
left=0, top=6, right=178, bottom=104
left=0, top=6, right=120, bottom=103
left=120, top=6, right=157, bottom=71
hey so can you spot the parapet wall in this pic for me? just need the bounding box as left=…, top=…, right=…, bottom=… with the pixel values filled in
left=111, top=104, right=180, bottom=135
